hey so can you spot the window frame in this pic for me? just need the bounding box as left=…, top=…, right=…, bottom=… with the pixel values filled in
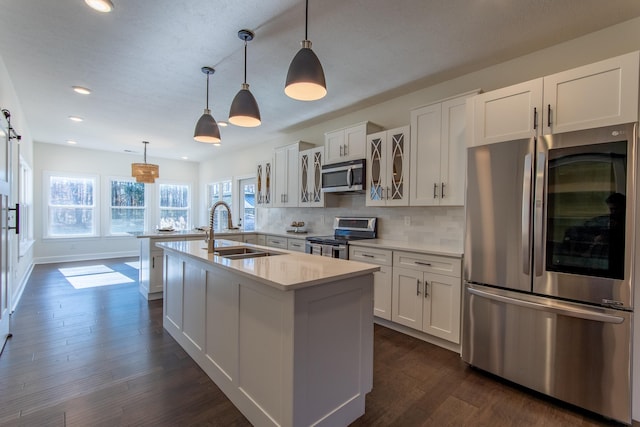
left=206, top=178, right=233, bottom=232
left=43, top=171, right=100, bottom=239
left=157, top=180, right=192, bottom=231
left=104, top=176, right=149, bottom=236
left=18, top=155, right=34, bottom=255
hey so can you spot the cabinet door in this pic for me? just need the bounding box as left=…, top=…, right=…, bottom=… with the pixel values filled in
left=366, top=130, right=387, bottom=206
left=410, top=103, right=441, bottom=206
left=256, top=162, right=264, bottom=205
left=440, top=97, right=468, bottom=206
left=164, top=255, right=184, bottom=330
left=284, top=145, right=299, bottom=207
left=287, top=238, right=306, bottom=252
left=385, top=126, right=410, bottom=206
left=299, top=151, right=311, bottom=205
left=325, top=129, right=345, bottom=164
left=344, top=123, right=367, bottom=160
left=543, top=51, right=639, bottom=135
left=182, top=263, right=206, bottom=351
left=273, top=148, right=288, bottom=207
left=256, top=160, right=272, bottom=207
left=309, top=148, right=324, bottom=207
left=392, top=267, right=423, bottom=330
left=373, top=265, right=392, bottom=320
left=149, top=253, right=164, bottom=293
left=422, top=273, right=461, bottom=343
left=473, top=78, right=542, bottom=146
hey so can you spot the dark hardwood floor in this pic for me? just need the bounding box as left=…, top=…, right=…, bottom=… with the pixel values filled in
left=0, top=258, right=633, bottom=426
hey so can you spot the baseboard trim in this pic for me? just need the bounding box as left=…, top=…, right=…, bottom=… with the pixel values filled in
left=34, top=251, right=138, bottom=265
left=10, top=262, right=34, bottom=313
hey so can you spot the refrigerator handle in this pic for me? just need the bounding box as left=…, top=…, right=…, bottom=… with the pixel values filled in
left=521, top=153, right=532, bottom=275
left=467, top=286, right=624, bottom=324
left=534, top=151, right=546, bottom=277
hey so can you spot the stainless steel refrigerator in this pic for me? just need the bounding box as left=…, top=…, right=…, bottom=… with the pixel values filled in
left=462, top=122, right=636, bottom=424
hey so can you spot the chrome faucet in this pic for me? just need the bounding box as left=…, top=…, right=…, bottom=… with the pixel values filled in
left=207, top=201, right=234, bottom=253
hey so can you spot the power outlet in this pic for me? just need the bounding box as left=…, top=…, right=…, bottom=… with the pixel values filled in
left=404, top=216, right=411, bottom=226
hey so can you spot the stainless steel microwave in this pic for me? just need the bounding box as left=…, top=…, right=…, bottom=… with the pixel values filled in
left=321, top=159, right=365, bottom=193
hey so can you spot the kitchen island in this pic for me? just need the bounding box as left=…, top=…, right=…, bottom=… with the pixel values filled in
left=157, top=239, right=379, bottom=427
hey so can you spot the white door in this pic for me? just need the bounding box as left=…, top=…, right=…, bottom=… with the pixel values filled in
left=0, top=114, right=12, bottom=350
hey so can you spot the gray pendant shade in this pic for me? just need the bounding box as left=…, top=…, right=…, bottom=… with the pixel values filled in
left=194, top=108, right=221, bottom=144
left=229, top=83, right=261, bottom=127
left=229, top=30, right=261, bottom=127
left=194, top=66, right=221, bottom=144
left=284, top=0, right=326, bottom=101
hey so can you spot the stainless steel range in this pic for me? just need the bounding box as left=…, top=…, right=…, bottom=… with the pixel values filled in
left=305, top=217, right=377, bottom=259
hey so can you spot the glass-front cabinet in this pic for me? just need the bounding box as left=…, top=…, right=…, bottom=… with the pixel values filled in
left=299, top=146, right=324, bottom=208
left=366, top=126, right=410, bottom=206
left=256, top=159, right=272, bottom=207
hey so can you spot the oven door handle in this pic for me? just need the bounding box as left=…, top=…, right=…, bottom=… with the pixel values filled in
left=347, top=167, right=353, bottom=188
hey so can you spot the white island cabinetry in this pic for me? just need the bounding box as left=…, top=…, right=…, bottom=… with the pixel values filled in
left=159, top=240, right=377, bottom=427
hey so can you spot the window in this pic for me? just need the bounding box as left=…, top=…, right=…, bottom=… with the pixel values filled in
left=159, top=183, right=190, bottom=230
left=109, top=178, right=146, bottom=235
left=18, top=156, right=34, bottom=254
left=206, top=180, right=232, bottom=232
left=45, top=172, right=98, bottom=238
left=238, top=178, right=256, bottom=231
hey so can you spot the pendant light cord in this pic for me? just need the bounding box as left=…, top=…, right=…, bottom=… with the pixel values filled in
left=143, top=141, right=148, bottom=164
left=304, top=0, right=308, bottom=40
left=205, top=73, right=210, bottom=109
left=244, top=40, right=248, bottom=84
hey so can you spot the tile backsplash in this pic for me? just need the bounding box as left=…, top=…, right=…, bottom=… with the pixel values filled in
left=256, top=194, right=464, bottom=250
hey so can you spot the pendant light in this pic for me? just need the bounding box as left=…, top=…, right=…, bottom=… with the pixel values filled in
left=285, top=0, right=327, bottom=101
left=229, top=29, right=261, bottom=127
left=84, top=0, right=114, bottom=13
left=194, top=66, right=221, bottom=144
left=131, top=141, right=159, bottom=184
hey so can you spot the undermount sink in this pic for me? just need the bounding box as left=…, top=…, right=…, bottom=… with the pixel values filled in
left=209, top=246, right=284, bottom=260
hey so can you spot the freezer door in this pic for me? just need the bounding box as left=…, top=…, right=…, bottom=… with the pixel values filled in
left=462, top=283, right=632, bottom=424
left=464, top=138, right=534, bottom=292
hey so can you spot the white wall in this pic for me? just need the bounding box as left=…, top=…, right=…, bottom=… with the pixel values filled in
left=0, top=55, right=34, bottom=312
left=33, top=142, right=199, bottom=263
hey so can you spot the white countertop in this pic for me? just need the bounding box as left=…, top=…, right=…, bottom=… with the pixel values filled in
left=348, top=238, right=463, bottom=258
left=156, top=239, right=379, bottom=291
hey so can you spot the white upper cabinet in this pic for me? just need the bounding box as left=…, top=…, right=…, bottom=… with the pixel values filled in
left=410, top=91, right=477, bottom=206
left=472, top=79, right=543, bottom=146
left=273, top=141, right=314, bottom=208
left=366, top=126, right=410, bottom=207
left=325, top=121, right=383, bottom=164
left=298, top=146, right=324, bottom=208
left=471, top=51, right=640, bottom=146
left=542, top=51, right=639, bottom=135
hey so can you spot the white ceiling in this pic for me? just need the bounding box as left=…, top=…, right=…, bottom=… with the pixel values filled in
left=2, top=0, right=640, bottom=161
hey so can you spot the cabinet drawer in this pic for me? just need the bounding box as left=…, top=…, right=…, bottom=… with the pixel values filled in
left=349, top=246, right=392, bottom=266
left=265, top=235, right=288, bottom=249
left=287, top=238, right=306, bottom=252
left=393, top=251, right=461, bottom=278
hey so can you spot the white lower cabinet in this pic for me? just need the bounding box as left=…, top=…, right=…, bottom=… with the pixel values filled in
left=287, top=237, right=306, bottom=253
left=265, top=235, right=288, bottom=249
left=391, top=251, right=462, bottom=344
left=349, top=246, right=393, bottom=320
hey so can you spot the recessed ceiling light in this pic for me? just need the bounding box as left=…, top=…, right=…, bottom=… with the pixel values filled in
left=66, top=140, right=78, bottom=145
left=69, top=116, right=83, bottom=122
left=72, top=86, right=91, bottom=95
left=217, top=121, right=228, bottom=127
left=181, top=156, right=189, bottom=160
left=85, top=0, right=114, bottom=13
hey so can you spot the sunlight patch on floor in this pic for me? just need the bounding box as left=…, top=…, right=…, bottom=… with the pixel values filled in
left=125, top=261, right=140, bottom=270
left=59, top=264, right=135, bottom=289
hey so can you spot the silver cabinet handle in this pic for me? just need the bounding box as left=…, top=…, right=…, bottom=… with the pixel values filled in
left=414, top=261, right=432, bottom=267
left=362, top=254, right=375, bottom=258
left=386, top=187, right=390, bottom=200
left=533, top=107, right=538, bottom=130
left=291, top=243, right=301, bottom=247
left=441, top=183, right=445, bottom=198
left=424, top=281, right=428, bottom=298
left=344, top=144, right=348, bottom=156
left=340, top=145, right=344, bottom=156
left=547, top=104, right=552, bottom=128
left=416, top=279, right=421, bottom=296
left=534, top=151, right=546, bottom=277
left=433, top=183, right=438, bottom=198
